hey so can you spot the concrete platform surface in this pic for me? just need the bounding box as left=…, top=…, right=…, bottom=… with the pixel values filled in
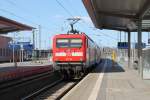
left=0, top=60, right=52, bottom=73
left=98, top=60, right=150, bottom=100
left=61, top=59, right=150, bottom=100
left=61, top=59, right=107, bottom=100
left=0, top=60, right=52, bottom=82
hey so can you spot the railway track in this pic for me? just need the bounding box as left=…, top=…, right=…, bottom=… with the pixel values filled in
left=0, top=71, right=62, bottom=100
left=22, top=64, right=100, bottom=100
left=22, top=79, right=79, bottom=100
left=0, top=71, right=53, bottom=90
left=0, top=66, right=95, bottom=100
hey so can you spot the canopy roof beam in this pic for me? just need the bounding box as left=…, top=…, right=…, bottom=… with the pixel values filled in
left=101, top=26, right=127, bottom=31
left=136, top=0, right=150, bottom=18
left=98, top=10, right=136, bottom=19
left=0, top=16, right=34, bottom=33
left=83, top=0, right=150, bottom=32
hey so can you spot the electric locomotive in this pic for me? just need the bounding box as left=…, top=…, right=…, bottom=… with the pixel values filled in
left=52, top=18, right=101, bottom=79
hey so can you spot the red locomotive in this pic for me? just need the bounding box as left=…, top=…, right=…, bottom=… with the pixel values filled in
left=52, top=33, right=101, bottom=79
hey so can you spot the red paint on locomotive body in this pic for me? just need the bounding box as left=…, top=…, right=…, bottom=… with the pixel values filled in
left=52, top=33, right=101, bottom=78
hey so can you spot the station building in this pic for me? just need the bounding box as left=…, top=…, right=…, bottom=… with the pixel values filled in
left=0, top=35, right=12, bottom=62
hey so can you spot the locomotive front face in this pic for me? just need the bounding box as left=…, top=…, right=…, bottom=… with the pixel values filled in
left=53, top=35, right=86, bottom=66
left=52, top=34, right=101, bottom=79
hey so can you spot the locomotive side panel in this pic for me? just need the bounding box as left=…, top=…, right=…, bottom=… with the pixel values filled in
left=86, top=37, right=97, bottom=66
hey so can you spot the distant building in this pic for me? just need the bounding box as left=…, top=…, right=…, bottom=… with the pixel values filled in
left=0, top=35, right=12, bottom=48
left=9, top=42, right=33, bottom=60
left=0, top=35, right=13, bottom=62
left=9, top=42, right=33, bottom=50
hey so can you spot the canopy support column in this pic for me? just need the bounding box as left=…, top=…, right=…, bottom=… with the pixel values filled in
left=128, top=31, right=131, bottom=68
left=137, top=19, right=143, bottom=78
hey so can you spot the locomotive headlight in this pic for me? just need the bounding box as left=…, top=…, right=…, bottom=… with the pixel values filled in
left=72, top=52, right=83, bottom=56
left=55, top=52, right=66, bottom=56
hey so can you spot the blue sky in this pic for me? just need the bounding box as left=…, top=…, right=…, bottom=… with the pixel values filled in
left=0, top=0, right=149, bottom=49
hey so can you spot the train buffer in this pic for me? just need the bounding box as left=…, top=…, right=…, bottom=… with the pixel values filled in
left=61, top=59, right=150, bottom=100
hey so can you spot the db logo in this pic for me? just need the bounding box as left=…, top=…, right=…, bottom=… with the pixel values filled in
left=67, top=53, right=71, bottom=56
left=66, top=49, right=71, bottom=56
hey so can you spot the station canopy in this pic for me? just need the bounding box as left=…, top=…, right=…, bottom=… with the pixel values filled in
left=0, top=16, right=33, bottom=34
left=82, top=0, right=150, bottom=32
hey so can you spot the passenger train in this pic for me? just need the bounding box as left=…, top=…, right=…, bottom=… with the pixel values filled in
left=52, top=33, right=101, bottom=79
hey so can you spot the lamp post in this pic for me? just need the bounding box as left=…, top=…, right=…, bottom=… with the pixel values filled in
left=13, top=32, right=17, bottom=67
left=12, top=39, right=14, bottom=63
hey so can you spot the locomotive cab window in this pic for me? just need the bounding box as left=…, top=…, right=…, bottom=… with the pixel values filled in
left=56, top=38, right=82, bottom=48
left=56, top=39, right=69, bottom=48
left=70, top=39, right=82, bottom=48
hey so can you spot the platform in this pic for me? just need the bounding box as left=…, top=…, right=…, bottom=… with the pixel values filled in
left=0, top=60, right=52, bottom=71
left=61, top=59, right=150, bottom=100
left=0, top=60, right=52, bottom=82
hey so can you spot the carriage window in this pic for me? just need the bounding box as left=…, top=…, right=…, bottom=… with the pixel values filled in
left=70, top=39, right=82, bottom=48
left=56, top=39, right=69, bottom=48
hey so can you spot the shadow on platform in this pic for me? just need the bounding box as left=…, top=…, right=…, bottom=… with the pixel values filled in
left=94, top=58, right=125, bottom=73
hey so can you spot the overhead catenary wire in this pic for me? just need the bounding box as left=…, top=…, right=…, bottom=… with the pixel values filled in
left=0, top=8, right=37, bottom=26
left=87, top=27, right=118, bottom=41
left=61, top=2, right=117, bottom=41
left=55, top=0, right=91, bottom=32
left=64, top=0, right=82, bottom=16
left=1, top=0, right=79, bottom=49
left=2, top=0, right=61, bottom=33
left=64, top=0, right=94, bottom=28
left=6, top=0, right=70, bottom=41
left=4, top=0, right=41, bottom=20
left=7, top=0, right=71, bottom=33
left=56, top=0, right=117, bottom=46
left=94, top=33, right=118, bottom=41
left=55, top=0, right=74, bottom=17
left=0, top=8, right=53, bottom=49
left=4, top=0, right=42, bottom=24
left=4, top=0, right=17, bottom=6
left=0, top=8, right=59, bottom=36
